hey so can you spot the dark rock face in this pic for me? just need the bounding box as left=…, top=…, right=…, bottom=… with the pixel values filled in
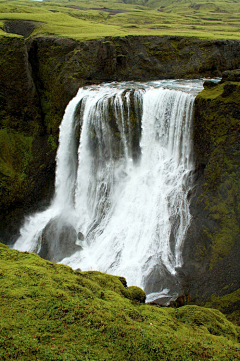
left=0, top=37, right=56, bottom=244
left=0, top=37, right=40, bottom=133
left=144, top=264, right=182, bottom=305
left=31, top=36, right=240, bottom=93
left=38, top=216, right=81, bottom=262
left=181, top=70, right=240, bottom=314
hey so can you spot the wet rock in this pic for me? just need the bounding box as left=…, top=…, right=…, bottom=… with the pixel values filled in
left=38, top=217, right=81, bottom=262
left=75, top=268, right=82, bottom=273
left=77, top=232, right=84, bottom=241
left=144, top=263, right=182, bottom=305
left=169, top=295, right=192, bottom=308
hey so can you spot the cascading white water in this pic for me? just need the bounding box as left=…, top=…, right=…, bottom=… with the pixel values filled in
left=14, top=79, right=204, bottom=303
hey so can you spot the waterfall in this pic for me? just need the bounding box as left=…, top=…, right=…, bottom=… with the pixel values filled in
left=14, top=79, right=204, bottom=303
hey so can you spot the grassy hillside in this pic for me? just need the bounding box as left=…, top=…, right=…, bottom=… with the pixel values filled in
left=0, top=0, right=240, bottom=40
left=0, top=242, right=240, bottom=360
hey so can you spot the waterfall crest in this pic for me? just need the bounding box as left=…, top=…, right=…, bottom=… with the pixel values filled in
left=14, top=80, right=204, bottom=303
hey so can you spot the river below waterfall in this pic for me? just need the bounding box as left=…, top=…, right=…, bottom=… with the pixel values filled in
left=14, top=79, right=205, bottom=304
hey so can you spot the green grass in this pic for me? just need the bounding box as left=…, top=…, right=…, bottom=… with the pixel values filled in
left=0, top=242, right=240, bottom=360
left=0, top=0, right=239, bottom=40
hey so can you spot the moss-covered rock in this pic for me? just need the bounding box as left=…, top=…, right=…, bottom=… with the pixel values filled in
left=0, top=36, right=56, bottom=243
left=205, top=288, right=240, bottom=326
left=0, top=128, right=33, bottom=211
left=182, top=70, right=240, bottom=322
left=221, top=69, right=240, bottom=82
left=127, top=286, right=146, bottom=303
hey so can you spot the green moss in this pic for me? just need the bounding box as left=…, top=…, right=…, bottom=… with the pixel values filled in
left=47, top=134, right=57, bottom=150
left=198, top=82, right=240, bottom=103
left=194, top=80, right=240, bottom=269
left=176, top=305, right=238, bottom=340
left=0, top=243, right=240, bottom=360
left=145, top=42, right=178, bottom=61
left=127, top=286, right=146, bottom=303
left=0, top=128, right=33, bottom=208
left=197, top=84, right=224, bottom=100
left=205, top=289, right=240, bottom=325
left=169, top=39, right=179, bottom=50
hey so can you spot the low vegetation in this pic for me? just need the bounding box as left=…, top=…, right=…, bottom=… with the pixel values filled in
left=0, top=242, right=240, bottom=360
left=0, top=0, right=240, bottom=40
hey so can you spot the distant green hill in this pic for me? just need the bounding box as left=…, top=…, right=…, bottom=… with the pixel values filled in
left=0, top=0, right=240, bottom=40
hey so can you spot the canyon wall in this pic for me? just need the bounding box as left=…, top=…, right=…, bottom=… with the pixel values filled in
left=0, top=34, right=240, bottom=316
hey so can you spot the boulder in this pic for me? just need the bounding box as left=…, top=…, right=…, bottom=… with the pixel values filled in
left=38, top=216, right=81, bottom=262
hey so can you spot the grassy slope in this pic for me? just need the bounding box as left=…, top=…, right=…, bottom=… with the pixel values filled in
left=0, top=242, right=240, bottom=360
left=0, top=0, right=239, bottom=40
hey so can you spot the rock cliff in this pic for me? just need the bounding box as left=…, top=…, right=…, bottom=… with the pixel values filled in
left=182, top=70, right=240, bottom=323
left=0, top=35, right=240, bottom=318
left=1, top=35, right=240, bottom=243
